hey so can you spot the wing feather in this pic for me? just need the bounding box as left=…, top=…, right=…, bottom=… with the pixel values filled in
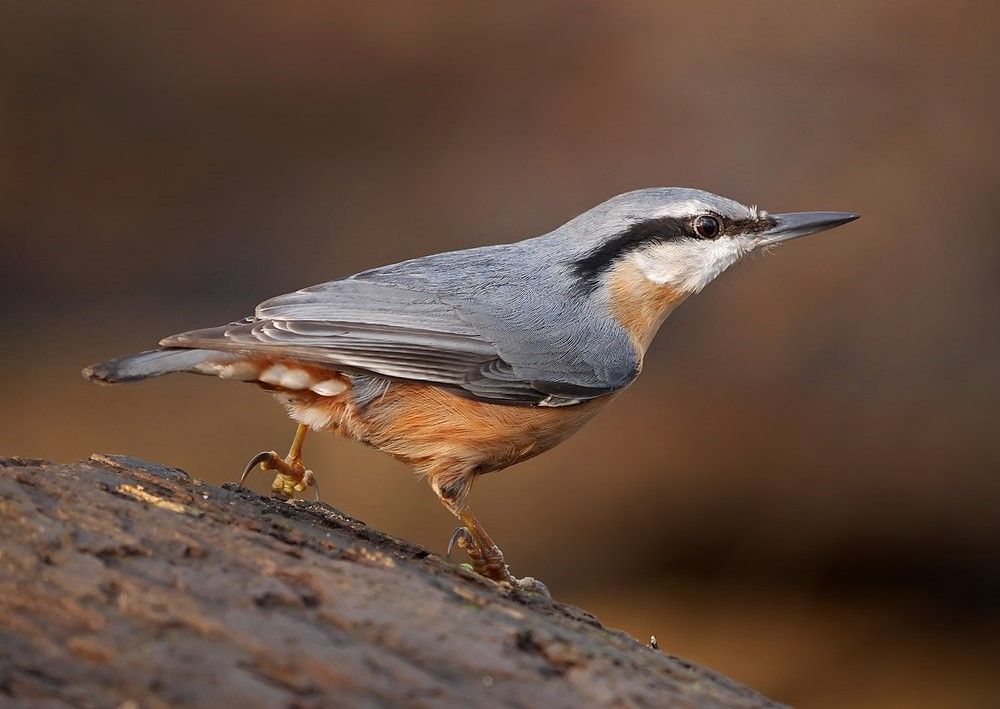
left=161, top=258, right=639, bottom=405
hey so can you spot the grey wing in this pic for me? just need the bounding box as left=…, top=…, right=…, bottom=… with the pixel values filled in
left=161, top=275, right=637, bottom=406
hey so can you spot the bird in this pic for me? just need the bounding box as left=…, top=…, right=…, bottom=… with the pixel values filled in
left=83, top=187, right=858, bottom=589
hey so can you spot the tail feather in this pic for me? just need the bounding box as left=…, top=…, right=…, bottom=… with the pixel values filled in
left=82, top=348, right=230, bottom=384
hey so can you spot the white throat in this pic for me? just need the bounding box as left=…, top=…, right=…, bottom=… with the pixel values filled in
left=631, top=236, right=754, bottom=293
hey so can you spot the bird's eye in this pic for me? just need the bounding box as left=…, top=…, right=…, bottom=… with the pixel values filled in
left=693, top=215, right=721, bottom=239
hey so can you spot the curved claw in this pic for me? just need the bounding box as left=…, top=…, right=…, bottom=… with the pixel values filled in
left=446, top=526, right=472, bottom=560
left=240, top=451, right=274, bottom=485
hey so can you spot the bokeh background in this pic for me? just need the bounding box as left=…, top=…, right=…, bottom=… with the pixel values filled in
left=3, top=2, right=998, bottom=706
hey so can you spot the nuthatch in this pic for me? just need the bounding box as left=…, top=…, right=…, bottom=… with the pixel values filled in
left=84, top=188, right=858, bottom=588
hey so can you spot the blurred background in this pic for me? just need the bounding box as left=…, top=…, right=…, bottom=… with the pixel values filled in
left=2, top=2, right=998, bottom=706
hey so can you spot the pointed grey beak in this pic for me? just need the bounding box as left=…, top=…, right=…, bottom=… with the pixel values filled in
left=757, top=211, right=859, bottom=246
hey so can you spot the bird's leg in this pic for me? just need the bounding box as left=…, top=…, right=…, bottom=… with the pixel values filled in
left=444, top=505, right=549, bottom=596
left=431, top=473, right=549, bottom=596
left=241, top=423, right=318, bottom=500
left=446, top=506, right=514, bottom=584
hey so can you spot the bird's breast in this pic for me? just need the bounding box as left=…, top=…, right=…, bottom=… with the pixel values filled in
left=605, top=258, right=689, bottom=352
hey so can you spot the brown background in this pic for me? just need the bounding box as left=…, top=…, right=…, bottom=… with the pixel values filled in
left=2, top=2, right=998, bottom=706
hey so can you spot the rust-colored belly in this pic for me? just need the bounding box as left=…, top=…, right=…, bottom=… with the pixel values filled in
left=277, top=377, right=613, bottom=478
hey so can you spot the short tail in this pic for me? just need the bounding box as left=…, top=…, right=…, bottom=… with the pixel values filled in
left=82, top=348, right=230, bottom=384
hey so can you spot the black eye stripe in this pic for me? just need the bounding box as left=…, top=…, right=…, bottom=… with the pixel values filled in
left=570, top=216, right=686, bottom=292
left=569, top=212, right=778, bottom=293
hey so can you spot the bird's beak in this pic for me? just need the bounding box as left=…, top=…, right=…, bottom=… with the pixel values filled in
left=757, top=211, right=859, bottom=246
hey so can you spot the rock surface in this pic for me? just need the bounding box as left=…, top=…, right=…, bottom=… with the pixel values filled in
left=0, top=455, right=781, bottom=708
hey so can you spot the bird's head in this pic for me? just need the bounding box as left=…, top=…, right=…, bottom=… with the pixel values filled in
left=559, top=187, right=858, bottom=350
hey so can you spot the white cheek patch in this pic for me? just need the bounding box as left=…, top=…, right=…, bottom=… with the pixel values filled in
left=632, top=236, right=754, bottom=293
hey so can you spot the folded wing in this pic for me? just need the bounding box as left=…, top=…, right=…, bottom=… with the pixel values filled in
left=162, top=265, right=637, bottom=406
